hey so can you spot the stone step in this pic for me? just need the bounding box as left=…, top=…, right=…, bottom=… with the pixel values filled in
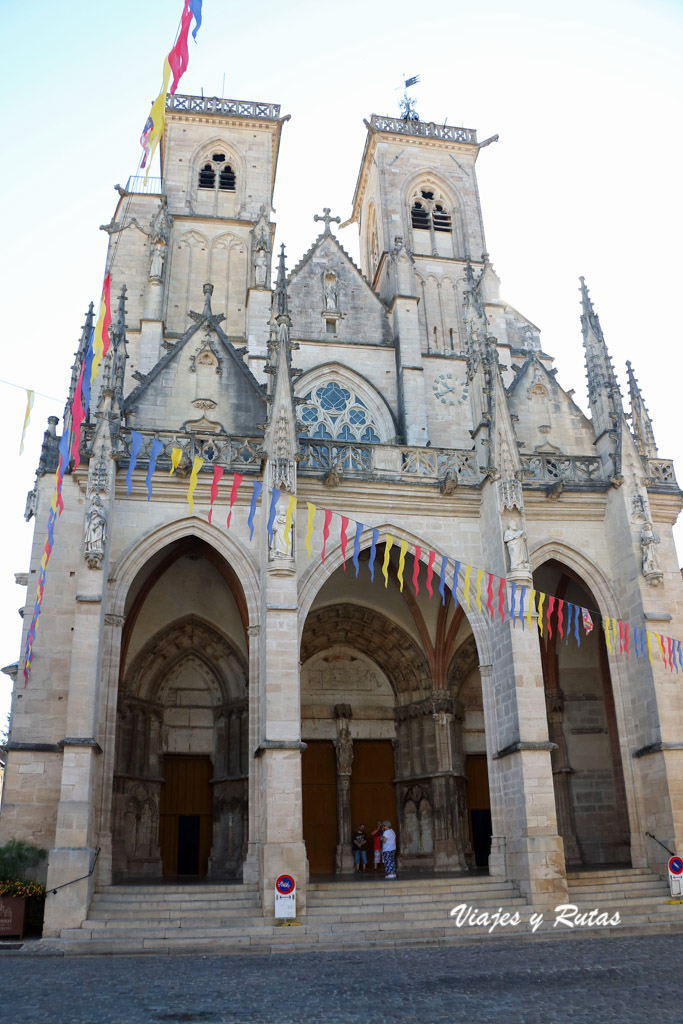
left=566, top=869, right=661, bottom=881
left=308, top=876, right=503, bottom=892
left=90, top=897, right=262, bottom=912
left=307, top=883, right=520, bottom=902
left=96, top=883, right=258, bottom=894
left=565, top=881, right=670, bottom=897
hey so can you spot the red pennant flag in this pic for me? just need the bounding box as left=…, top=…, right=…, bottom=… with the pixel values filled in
left=618, top=620, right=623, bottom=655
left=426, top=550, right=435, bottom=599
left=413, top=545, right=421, bottom=595
left=322, top=509, right=332, bottom=562
left=71, top=363, right=86, bottom=469
left=208, top=466, right=224, bottom=525
left=624, top=622, right=630, bottom=660
left=227, top=473, right=243, bottom=528
left=340, top=516, right=349, bottom=570
left=168, top=0, right=194, bottom=94
left=487, top=574, right=494, bottom=618
left=667, top=635, right=674, bottom=671
left=557, top=599, right=564, bottom=639
left=498, top=577, right=506, bottom=622
left=547, top=596, right=555, bottom=639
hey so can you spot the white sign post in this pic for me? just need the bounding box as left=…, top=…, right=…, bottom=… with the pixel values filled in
left=274, top=874, right=296, bottom=920
left=668, top=856, right=683, bottom=898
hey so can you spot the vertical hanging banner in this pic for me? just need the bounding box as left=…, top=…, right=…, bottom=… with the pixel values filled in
left=397, top=540, right=408, bottom=593
left=413, top=545, right=421, bottom=596
left=321, top=509, right=332, bottom=563
left=369, top=528, right=379, bottom=582
left=475, top=569, right=483, bottom=614
left=498, top=577, right=506, bottom=623
left=510, top=581, right=518, bottom=625
left=90, top=274, right=112, bottom=387
left=284, top=496, right=297, bottom=554
left=208, top=465, right=224, bottom=523
left=247, top=481, right=262, bottom=541
left=305, top=503, right=316, bottom=559
left=353, top=521, right=363, bottom=577
left=537, top=592, right=546, bottom=636
left=426, top=550, right=435, bottom=599
left=452, top=561, right=460, bottom=610
left=267, top=489, right=281, bottom=546
left=126, top=431, right=144, bottom=495
left=187, top=456, right=204, bottom=514
left=486, top=573, right=494, bottom=619
left=146, top=439, right=164, bottom=499
left=227, top=473, right=243, bottom=528
left=382, top=535, right=394, bottom=588
left=463, top=565, right=472, bottom=609
left=439, top=556, right=448, bottom=605
left=340, top=516, right=349, bottom=570
left=19, top=389, right=34, bottom=455
left=170, top=447, right=183, bottom=475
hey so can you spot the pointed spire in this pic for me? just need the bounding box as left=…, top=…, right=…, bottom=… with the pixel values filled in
left=626, top=360, right=658, bottom=459
left=579, top=277, right=622, bottom=438
left=111, top=286, right=128, bottom=400
left=68, top=302, right=95, bottom=401
left=273, top=244, right=289, bottom=319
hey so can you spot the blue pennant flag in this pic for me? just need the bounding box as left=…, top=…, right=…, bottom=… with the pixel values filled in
left=439, top=555, right=448, bottom=605
left=452, top=561, right=460, bottom=609
left=510, top=582, right=517, bottom=626
left=574, top=603, right=581, bottom=647
left=127, top=431, right=144, bottom=495
left=267, top=488, right=281, bottom=546
left=369, top=528, right=379, bottom=582
left=247, top=481, right=263, bottom=541
left=189, top=0, right=202, bottom=39
left=145, top=438, right=164, bottom=499
left=519, top=586, right=527, bottom=630
left=353, top=521, right=363, bottom=577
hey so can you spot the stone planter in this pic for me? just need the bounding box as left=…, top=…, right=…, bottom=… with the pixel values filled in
left=0, top=896, right=26, bottom=938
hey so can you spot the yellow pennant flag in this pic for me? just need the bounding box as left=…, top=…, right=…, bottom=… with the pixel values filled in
left=284, top=495, right=297, bottom=554
left=19, top=390, right=34, bottom=454
left=145, top=57, right=172, bottom=182
left=187, top=456, right=204, bottom=515
left=646, top=630, right=654, bottom=665
left=526, top=589, right=536, bottom=631
left=305, top=503, right=316, bottom=559
left=604, top=617, right=612, bottom=654
left=537, top=592, right=546, bottom=636
left=475, top=569, right=483, bottom=613
left=382, top=534, right=394, bottom=588
left=464, top=565, right=472, bottom=609
left=170, top=447, right=183, bottom=475
left=397, top=539, right=408, bottom=592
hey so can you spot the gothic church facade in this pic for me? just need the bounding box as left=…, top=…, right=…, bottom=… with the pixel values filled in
left=2, top=95, right=682, bottom=936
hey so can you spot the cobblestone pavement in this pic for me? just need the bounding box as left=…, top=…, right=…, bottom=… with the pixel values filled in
left=1, top=935, right=682, bottom=1023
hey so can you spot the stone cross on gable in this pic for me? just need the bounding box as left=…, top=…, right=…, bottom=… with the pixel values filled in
left=314, top=208, right=341, bottom=235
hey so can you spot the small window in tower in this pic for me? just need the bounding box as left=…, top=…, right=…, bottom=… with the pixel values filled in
left=325, top=319, right=336, bottom=335
left=199, top=163, right=216, bottom=189
left=212, top=153, right=226, bottom=162
left=219, top=164, right=236, bottom=191
left=432, top=204, right=452, bottom=232
left=411, top=201, right=430, bottom=230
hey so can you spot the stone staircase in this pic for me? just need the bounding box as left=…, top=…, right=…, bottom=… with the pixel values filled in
left=37, top=867, right=681, bottom=955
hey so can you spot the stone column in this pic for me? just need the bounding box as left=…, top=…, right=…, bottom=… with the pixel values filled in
left=431, top=696, right=469, bottom=870
left=94, top=612, right=126, bottom=888
left=333, top=705, right=355, bottom=874
left=545, top=687, right=581, bottom=865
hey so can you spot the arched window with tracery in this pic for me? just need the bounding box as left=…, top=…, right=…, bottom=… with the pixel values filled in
left=198, top=152, right=236, bottom=192
left=410, top=186, right=455, bottom=257
left=298, top=380, right=382, bottom=443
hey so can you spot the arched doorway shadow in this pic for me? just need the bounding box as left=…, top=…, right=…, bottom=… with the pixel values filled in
left=111, top=535, right=250, bottom=880
left=534, top=560, right=631, bottom=866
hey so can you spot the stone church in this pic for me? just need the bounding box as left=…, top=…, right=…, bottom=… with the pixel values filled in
left=1, top=93, right=682, bottom=938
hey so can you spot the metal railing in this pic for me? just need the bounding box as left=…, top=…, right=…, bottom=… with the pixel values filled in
left=124, top=175, right=163, bottom=195
left=369, top=114, right=477, bottom=144
left=166, top=94, right=281, bottom=119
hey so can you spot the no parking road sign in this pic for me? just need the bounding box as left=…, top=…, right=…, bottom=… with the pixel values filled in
left=275, top=874, right=296, bottom=919
left=668, top=856, right=683, bottom=897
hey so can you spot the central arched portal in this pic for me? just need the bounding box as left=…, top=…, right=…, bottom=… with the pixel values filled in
left=112, top=537, right=249, bottom=880
left=300, top=542, right=490, bottom=875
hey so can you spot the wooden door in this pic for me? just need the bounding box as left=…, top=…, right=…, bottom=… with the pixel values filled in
left=302, top=741, right=337, bottom=875
left=159, top=755, right=213, bottom=877
left=350, top=741, right=396, bottom=840
left=466, top=754, right=491, bottom=867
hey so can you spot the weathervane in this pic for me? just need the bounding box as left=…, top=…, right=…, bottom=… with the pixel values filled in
left=398, top=74, right=420, bottom=121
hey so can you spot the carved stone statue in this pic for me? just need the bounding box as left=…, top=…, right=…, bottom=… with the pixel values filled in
left=150, top=240, right=166, bottom=280
left=253, top=247, right=268, bottom=287
left=504, top=518, right=530, bottom=573
left=271, top=504, right=290, bottom=556
left=641, top=521, right=663, bottom=584
left=84, top=494, right=107, bottom=569
left=335, top=723, right=354, bottom=774
left=324, top=273, right=338, bottom=311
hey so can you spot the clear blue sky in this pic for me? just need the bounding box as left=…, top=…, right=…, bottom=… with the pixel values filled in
left=1, top=0, right=682, bottom=722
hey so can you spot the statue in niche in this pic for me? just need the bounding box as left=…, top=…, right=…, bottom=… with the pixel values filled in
left=504, top=518, right=530, bottom=573
left=641, top=521, right=662, bottom=580
left=253, top=246, right=268, bottom=287
left=271, top=504, right=291, bottom=556
left=324, top=272, right=339, bottom=312
left=336, top=723, right=353, bottom=774
left=150, top=240, right=166, bottom=280
left=84, top=494, right=107, bottom=568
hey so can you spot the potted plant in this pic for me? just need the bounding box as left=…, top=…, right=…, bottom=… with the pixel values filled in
left=0, top=839, right=47, bottom=939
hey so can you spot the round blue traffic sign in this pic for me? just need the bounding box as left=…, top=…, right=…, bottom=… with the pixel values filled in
left=276, top=874, right=295, bottom=894
left=668, top=856, right=683, bottom=875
